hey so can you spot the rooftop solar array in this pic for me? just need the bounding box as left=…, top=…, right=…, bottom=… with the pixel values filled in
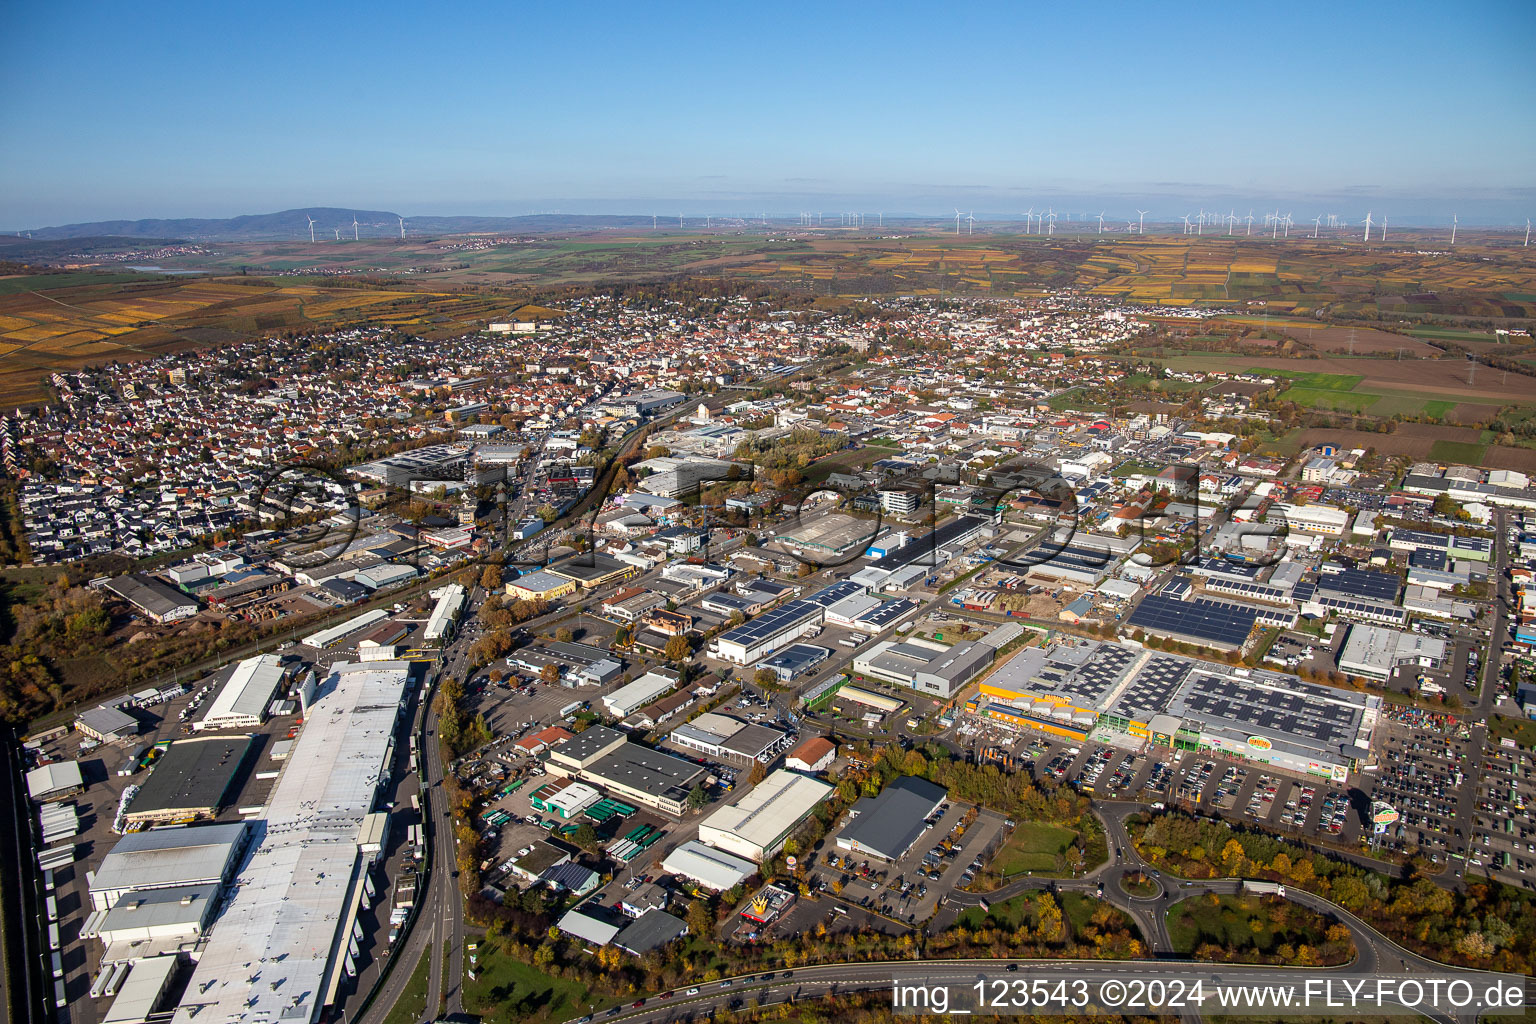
left=803, top=580, right=868, bottom=608
left=718, top=599, right=822, bottom=645
left=1392, top=528, right=1448, bottom=550
left=1316, top=567, right=1401, bottom=603
left=1106, top=653, right=1192, bottom=722
left=1194, top=557, right=1262, bottom=580
left=1170, top=669, right=1365, bottom=756
left=1409, top=548, right=1448, bottom=571
left=859, top=597, right=916, bottom=628
left=868, top=515, right=989, bottom=571
left=1126, top=593, right=1257, bottom=648
left=1023, top=543, right=1113, bottom=574
left=1315, top=593, right=1408, bottom=626
left=1160, top=578, right=1192, bottom=598
left=1202, top=578, right=1293, bottom=604
left=1030, top=642, right=1139, bottom=706
left=1197, top=596, right=1296, bottom=629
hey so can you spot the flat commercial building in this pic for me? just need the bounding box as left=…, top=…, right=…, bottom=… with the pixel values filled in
left=697, top=769, right=832, bottom=862
left=303, top=607, right=388, bottom=648
left=348, top=442, right=470, bottom=485
left=507, top=570, right=578, bottom=601
left=103, top=573, right=198, bottom=623
left=832, top=684, right=904, bottom=715
left=169, top=661, right=409, bottom=1024
left=603, top=671, right=678, bottom=717
left=715, top=599, right=824, bottom=664
left=1337, top=623, right=1448, bottom=681
left=77, top=704, right=139, bottom=743
left=668, top=713, right=791, bottom=765
left=1126, top=593, right=1258, bottom=651
left=854, top=638, right=993, bottom=699
left=834, top=776, right=946, bottom=861
left=26, top=760, right=84, bottom=802
left=545, top=724, right=707, bottom=817
left=195, top=654, right=286, bottom=731
left=661, top=840, right=756, bottom=891
left=548, top=552, right=638, bottom=591
left=977, top=640, right=1377, bottom=780
left=96, top=882, right=218, bottom=947
left=124, top=735, right=254, bottom=826
left=757, top=643, right=830, bottom=682
left=868, top=515, right=993, bottom=574
left=89, top=822, right=249, bottom=911
left=772, top=512, right=879, bottom=557
left=424, top=583, right=466, bottom=642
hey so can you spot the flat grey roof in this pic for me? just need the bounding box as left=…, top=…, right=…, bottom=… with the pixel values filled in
left=127, top=735, right=254, bottom=816
left=587, top=743, right=707, bottom=801
left=92, top=822, right=247, bottom=894
left=836, top=775, right=947, bottom=860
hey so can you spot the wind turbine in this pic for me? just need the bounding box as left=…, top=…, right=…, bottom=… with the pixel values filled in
left=333, top=226, right=340, bottom=241
left=1312, top=214, right=1321, bottom=239
left=1450, top=214, right=1458, bottom=246
left=399, top=216, right=407, bottom=239
left=1245, top=211, right=1255, bottom=236
left=1227, top=211, right=1238, bottom=235
left=1136, top=209, right=1148, bottom=234
left=967, top=211, right=976, bottom=235
left=1045, top=208, right=1056, bottom=236
left=1181, top=213, right=1192, bottom=235
left=954, top=209, right=963, bottom=235
left=1362, top=211, right=1373, bottom=242
left=1096, top=211, right=1106, bottom=234
left=1283, top=213, right=1292, bottom=238
left=1526, top=219, right=1531, bottom=247
left=1023, top=207, right=1035, bottom=234
left=1196, top=209, right=1205, bottom=236
left=1380, top=214, right=1387, bottom=242
left=306, top=215, right=317, bottom=244
left=1272, top=210, right=1281, bottom=240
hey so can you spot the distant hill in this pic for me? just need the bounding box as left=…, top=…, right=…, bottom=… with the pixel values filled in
left=8, top=209, right=666, bottom=241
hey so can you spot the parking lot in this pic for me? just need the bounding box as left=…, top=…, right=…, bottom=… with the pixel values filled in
left=1469, top=742, right=1536, bottom=888
left=1360, top=720, right=1473, bottom=864
left=955, top=720, right=1371, bottom=852
left=801, top=800, right=1007, bottom=927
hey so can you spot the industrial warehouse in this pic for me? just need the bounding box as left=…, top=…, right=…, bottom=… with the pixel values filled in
left=543, top=725, right=709, bottom=817
left=167, top=659, right=409, bottom=1024
left=969, top=640, right=1380, bottom=781
left=696, top=768, right=833, bottom=862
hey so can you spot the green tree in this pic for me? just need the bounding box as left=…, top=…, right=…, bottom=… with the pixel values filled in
left=664, top=635, right=691, bottom=662
left=686, top=784, right=708, bottom=810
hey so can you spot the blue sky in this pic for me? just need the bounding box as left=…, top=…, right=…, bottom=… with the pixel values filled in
left=2, top=0, right=1533, bottom=226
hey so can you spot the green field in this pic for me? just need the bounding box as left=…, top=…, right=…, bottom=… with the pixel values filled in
left=991, top=822, right=1080, bottom=875
left=1166, top=893, right=1336, bottom=958
left=1247, top=369, right=1364, bottom=391
left=462, top=939, right=598, bottom=1024
left=1406, top=326, right=1500, bottom=343
left=1429, top=439, right=1488, bottom=463
left=382, top=943, right=433, bottom=1024
left=1280, top=387, right=1379, bottom=412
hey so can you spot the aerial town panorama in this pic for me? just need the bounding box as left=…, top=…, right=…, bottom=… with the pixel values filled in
left=1, top=3, right=1534, bottom=1024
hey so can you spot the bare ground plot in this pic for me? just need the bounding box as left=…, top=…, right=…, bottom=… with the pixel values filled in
left=1294, top=426, right=1536, bottom=473
left=1219, top=318, right=1442, bottom=356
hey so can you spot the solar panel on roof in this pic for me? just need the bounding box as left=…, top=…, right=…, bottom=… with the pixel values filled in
left=1127, top=593, right=1256, bottom=647
left=1316, top=568, right=1400, bottom=603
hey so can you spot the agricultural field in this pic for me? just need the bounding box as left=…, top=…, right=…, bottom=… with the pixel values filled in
left=1291, top=425, right=1536, bottom=474
left=1140, top=354, right=1536, bottom=424
left=0, top=271, right=546, bottom=405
